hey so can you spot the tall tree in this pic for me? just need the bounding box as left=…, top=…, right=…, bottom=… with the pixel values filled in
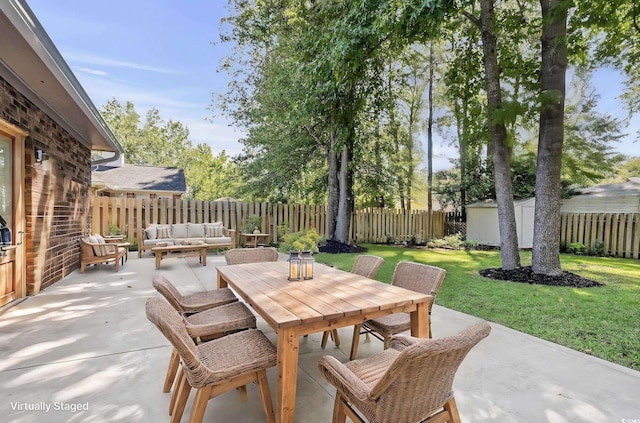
left=532, top=0, right=570, bottom=275
left=100, top=99, right=237, bottom=200
left=465, top=0, right=521, bottom=270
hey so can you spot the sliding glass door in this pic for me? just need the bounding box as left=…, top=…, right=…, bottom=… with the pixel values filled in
left=0, top=133, right=12, bottom=231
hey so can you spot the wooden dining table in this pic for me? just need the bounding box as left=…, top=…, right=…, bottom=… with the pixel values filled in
left=216, top=261, right=433, bottom=423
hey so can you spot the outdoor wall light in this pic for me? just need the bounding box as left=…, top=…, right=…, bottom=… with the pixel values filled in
left=301, top=250, right=314, bottom=280
left=34, top=148, right=49, bottom=163
left=288, top=251, right=301, bottom=281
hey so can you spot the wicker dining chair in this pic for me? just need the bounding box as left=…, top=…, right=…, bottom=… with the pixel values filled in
left=224, top=247, right=279, bottom=265
left=318, top=321, right=491, bottom=423
left=349, top=261, right=446, bottom=360
left=146, top=297, right=277, bottom=423
left=152, top=274, right=238, bottom=314
left=321, top=255, right=385, bottom=349
left=161, top=300, right=257, bottom=395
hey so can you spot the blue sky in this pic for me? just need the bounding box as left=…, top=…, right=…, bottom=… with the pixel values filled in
left=27, top=0, right=638, bottom=171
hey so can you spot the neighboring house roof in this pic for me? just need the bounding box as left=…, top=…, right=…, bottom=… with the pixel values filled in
left=92, top=165, right=186, bottom=194
left=574, top=179, right=640, bottom=197
left=0, top=1, right=123, bottom=159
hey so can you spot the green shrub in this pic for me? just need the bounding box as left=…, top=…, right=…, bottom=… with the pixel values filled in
left=433, top=238, right=447, bottom=247
left=279, top=228, right=319, bottom=253
left=463, top=239, right=480, bottom=250
left=444, top=233, right=463, bottom=249
left=108, top=223, right=121, bottom=236
left=277, top=221, right=289, bottom=242
left=569, top=242, right=586, bottom=255
left=586, top=240, right=606, bottom=257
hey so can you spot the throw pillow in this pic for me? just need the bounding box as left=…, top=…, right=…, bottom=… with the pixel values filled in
left=206, top=225, right=223, bottom=237
left=156, top=226, right=171, bottom=239
left=92, top=234, right=109, bottom=256
left=144, top=226, right=157, bottom=240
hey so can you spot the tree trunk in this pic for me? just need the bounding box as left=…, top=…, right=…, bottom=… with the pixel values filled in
left=334, top=144, right=353, bottom=243
left=532, top=0, right=568, bottom=276
left=326, top=132, right=339, bottom=241
left=479, top=0, right=521, bottom=269
left=427, top=41, right=435, bottom=238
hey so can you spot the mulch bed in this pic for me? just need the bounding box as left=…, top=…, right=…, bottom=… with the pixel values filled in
left=479, top=266, right=604, bottom=288
left=318, top=240, right=368, bottom=254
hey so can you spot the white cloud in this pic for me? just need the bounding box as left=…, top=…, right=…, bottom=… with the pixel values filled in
left=66, top=52, right=179, bottom=75
left=78, top=67, right=109, bottom=76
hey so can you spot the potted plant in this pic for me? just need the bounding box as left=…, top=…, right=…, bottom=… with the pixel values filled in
left=243, top=215, right=262, bottom=234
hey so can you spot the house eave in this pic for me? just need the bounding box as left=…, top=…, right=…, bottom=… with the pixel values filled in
left=0, top=0, right=123, bottom=158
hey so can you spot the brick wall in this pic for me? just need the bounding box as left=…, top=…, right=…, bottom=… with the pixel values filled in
left=1, top=76, right=91, bottom=294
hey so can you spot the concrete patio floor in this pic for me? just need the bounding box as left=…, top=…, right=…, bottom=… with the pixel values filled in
left=1, top=252, right=639, bottom=423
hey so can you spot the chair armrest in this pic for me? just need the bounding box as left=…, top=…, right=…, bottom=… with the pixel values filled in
left=224, top=228, right=237, bottom=245
left=83, top=241, right=118, bottom=255
left=317, top=356, right=371, bottom=401
left=390, top=334, right=421, bottom=351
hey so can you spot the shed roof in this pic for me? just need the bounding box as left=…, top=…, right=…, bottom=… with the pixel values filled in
left=466, top=198, right=535, bottom=208
left=92, top=164, right=186, bottom=193
left=575, top=179, right=640, bottom=197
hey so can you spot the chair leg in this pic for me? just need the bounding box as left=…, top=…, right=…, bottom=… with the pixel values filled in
left=350, top=324, right=361, bottom=360
left=332, top=329, right=340, bottom=347
left=171, top=372, right=191, bottom=423
left=332, top=394, right=348, bottom=423
left=256, top=370, right=275, bottom=423
left=169, top=365, right=184, bottom=414
left=164, top=348, right=180, bottom=393
left=188, top=385, right=213, bottom=423
left=444, top=397, right=462, bottom=423
left=321, top=329, right=340, bottom=349
left=321, top=330, right=330, bottom=349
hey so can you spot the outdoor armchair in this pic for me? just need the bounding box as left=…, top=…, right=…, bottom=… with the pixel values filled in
left=321, top=255, right=385, bottom=349
left=146, top=297, right=277, bottom=423
left=152, top=274, right=237, bottom=314
left=80, top=236, right=127, bottom=273
left=318, top=321, right=491, bottom=423
left=350, top=261, right=446, bottom=360
left=224, top=247, right=279, bottom=265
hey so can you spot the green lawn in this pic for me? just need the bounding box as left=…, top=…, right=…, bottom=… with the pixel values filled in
left=314, top=244, right=640, bottom=371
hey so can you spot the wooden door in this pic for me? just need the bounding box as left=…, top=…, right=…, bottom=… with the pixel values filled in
left=0, top=120, right=26, bottom=307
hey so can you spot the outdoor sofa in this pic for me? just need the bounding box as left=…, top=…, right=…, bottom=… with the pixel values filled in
left=137, top=222, right=235, bottom=258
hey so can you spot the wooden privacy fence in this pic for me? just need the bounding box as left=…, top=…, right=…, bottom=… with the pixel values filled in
left=352, top=208, right=446, bottom=243
left=90, top=197, right=447, bottom=246
left=560, top=213, right=640, bottom=259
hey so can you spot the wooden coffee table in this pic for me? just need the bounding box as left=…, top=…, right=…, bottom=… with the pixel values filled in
left=151, top=243, right=210, bottom=269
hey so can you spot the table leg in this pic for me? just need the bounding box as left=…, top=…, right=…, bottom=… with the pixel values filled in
left=155, top=252, right=161, bottom=269
left=410, top=301, right=430, bottom=338
left=201, top=247, right=207, bottom=266
left=276, top=326, right=300, bottom=423
left=217, top=272, right=228, bottom=288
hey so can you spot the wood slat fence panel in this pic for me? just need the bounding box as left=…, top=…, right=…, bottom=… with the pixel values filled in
left=90, top=196, right=447, bottom=247
left=560, top=212, right=639, bottom=258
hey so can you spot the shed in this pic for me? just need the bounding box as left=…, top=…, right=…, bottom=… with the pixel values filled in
left=466, top=198, right=535, bottom=249
left=560, top=179, right=640, bottom=213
